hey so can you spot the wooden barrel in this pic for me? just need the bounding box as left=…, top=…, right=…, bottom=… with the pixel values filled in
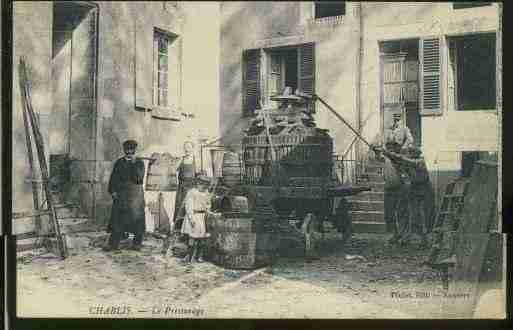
left=230, top=196, right=249, bottom=213
left=145, top=153, right=180, bottom=191
left=206, top=212, right=279, bottom=270
left=222, top=151, right=242, bottom=187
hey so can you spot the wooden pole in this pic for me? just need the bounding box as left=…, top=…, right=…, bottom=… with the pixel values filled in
left=19, top=65, right=41, bottom=233
left=314, top=94, right=373, bottom=148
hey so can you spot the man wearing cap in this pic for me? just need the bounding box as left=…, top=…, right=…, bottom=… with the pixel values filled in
left=180, top=174, right=213, bottom=263
left=104, top=139, right=146, bottom=251
left=386, top=113, right=414, bottom=153
left=380, top=145, right=431, bottom=247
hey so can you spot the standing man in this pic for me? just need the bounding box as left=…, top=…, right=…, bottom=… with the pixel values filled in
left=386, top=113, right=414, bottom=153
left=380, top=145, right=431, bottom=247
left=377, top=141, right=405, bottom=242
left=104, top=139, right=146, bottom=252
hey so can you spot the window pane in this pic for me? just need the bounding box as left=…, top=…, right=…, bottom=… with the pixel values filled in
left=315, top=2, right=346, bottom=19
left=159, top=55, right=168, bottom=72
left=457, top=34, right=496, bottom=110
left=453, top=2, right=491, bottom=10
left=158, top=35, right=168, bottom=54
left=158, top=72, right=168, bottom=89
left=158, top=89, right=168, bottom=107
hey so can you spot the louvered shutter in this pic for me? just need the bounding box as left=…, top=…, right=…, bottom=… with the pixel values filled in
left=420, top=37, right=442, bottom=115
left=242, top=49, right=261, bottom=116
left=135, top=22, right=154, bottom=110
left=299, top=43, right=316, bottom=112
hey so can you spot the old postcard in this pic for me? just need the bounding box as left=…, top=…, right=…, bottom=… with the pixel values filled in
left=9, top=1, right=505, bottom=320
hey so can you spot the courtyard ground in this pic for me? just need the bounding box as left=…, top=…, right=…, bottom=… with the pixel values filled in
left=16, top=232, right=493, bottom=319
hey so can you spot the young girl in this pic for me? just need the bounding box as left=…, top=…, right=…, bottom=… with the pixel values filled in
left=180, top=175, right=212, bottom=263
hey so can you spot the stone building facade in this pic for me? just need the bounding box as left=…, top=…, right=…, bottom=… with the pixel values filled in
left=12, top=1, right=220, bottom=227
left=218, top=2, right=500, bottom=223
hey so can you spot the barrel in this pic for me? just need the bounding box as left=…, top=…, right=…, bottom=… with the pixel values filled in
left=230, top=196, right=249, bottom=213
left=145, top=153, right=180, bottom=191
left=206, top=212, right=279, bottom=270
left=241, top=134, right=334, bottom=186
left=222, top=151, right=242, bottom=187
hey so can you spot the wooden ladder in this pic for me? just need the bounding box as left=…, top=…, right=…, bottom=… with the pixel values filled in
left=18, top=56, right=68, bottom=259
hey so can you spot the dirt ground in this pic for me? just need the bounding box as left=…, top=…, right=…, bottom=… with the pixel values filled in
left=16, top=232, right=489, bottom=319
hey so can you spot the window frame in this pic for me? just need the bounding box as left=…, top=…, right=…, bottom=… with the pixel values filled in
left=452, top=2, right=492, bottom=10
left=313, top=1, right=346, bottom=20
left=242, top=43, right=316, bottom=116
left=152, top=28, right=179, bottom=110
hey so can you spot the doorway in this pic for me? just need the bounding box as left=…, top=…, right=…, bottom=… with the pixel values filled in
left=379, top=39, right=421, bottom=147
left=51, top=1, right=98, bottom=216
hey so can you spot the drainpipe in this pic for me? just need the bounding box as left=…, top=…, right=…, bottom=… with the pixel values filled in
left=354, top=2, right=363, bottom=169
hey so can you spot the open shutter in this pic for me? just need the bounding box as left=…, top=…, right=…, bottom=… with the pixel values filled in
left=135, top=22, right=154, bottom=110
left=299, top=43, right=316, bottom=112
left=420, top=37, right=442, bottom=115
left=242, top=49, right=261, bottom=116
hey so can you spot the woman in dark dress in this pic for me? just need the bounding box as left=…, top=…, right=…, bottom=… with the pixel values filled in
left=172, top=141, right=197, bottom=233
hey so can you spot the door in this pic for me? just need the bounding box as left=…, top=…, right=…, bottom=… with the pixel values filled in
left=381, top=52, right=421, bottom=147
left=51, top=1, right=98, bottom=217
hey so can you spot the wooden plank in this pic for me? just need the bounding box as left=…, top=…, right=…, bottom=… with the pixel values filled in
left=12, top=210, right=52, bottom=219
left=15, top=231, right=38, bottom=240
left=12, top=217, right=36, bottom=235
left=16, top=237, right=42, bottom=252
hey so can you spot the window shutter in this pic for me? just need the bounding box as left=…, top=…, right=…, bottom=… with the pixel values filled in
left=420, top=37, right=442, bottom=115
left=299, top=43, right=316, bottom=112
left=242, top=49, right=261, bottom=116
left=135, top=23, right=154, bottom=110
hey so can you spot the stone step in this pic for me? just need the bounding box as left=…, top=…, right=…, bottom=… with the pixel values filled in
left=352, top=221, right=387, bottom=234
left=367, top=181, right=385, bottom=192
left=349, top=200, right=384, bottom=212
left=55, top=207, right=80, bottom=219
left=348, top=191, right=385, bottom=202
left=59, top=218, right=94, bottom=234
left=349, top=210, right=384, bottom=223
left=357, top=173, right=384, bottom=182
left=364, top=162, right=384, bottom=171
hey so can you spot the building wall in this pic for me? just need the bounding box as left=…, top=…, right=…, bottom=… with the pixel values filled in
left=12, top=2, right=220, bottom=226
left=359, top=2, right=499, bottom=200
left=12, top=2, right=53, bottom=214
left=219, top=2, right=499, bottom=203
left=219, top=2, right=361, bottom=154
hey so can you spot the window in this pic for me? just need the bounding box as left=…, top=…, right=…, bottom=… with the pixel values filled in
left=314, top=1, right=346, bottom=19
left=154, top=30, right=170, bottom=107
left=242, top=43, right=315, bottom=116
left=268, top=48, right=299, bottom=96
left=152, top=29, right=179, bottom=109
left=453, top=2, right=491, bottom=10
left=448, top=33, right=496, bottom=111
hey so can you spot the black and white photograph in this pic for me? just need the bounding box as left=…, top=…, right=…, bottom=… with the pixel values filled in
left=7, top=1, right=505, bottom=319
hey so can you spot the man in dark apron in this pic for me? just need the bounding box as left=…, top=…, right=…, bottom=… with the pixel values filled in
left=104, top=139, right=146, bottom=251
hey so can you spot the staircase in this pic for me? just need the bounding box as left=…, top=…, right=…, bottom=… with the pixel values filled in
left=347, top=158, right=387, bottom=233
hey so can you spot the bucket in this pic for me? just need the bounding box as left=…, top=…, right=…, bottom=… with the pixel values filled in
left=222, top=152, right=242, bottom=187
